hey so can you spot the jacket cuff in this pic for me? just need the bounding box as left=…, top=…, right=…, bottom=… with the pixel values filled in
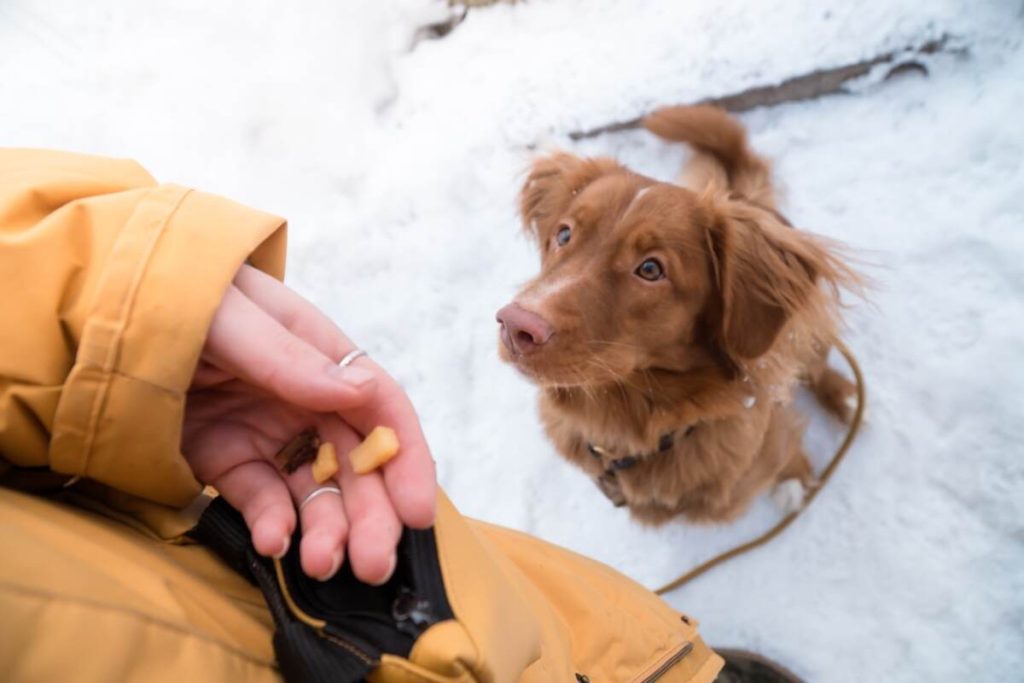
left=50, top=185, right=287, bottom=507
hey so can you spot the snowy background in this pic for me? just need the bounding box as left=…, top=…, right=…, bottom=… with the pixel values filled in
left=2, top=0, right=1022, bottom=680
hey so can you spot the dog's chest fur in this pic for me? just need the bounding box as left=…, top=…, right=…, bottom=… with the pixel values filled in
left=536, top=343, right=809, bottom=523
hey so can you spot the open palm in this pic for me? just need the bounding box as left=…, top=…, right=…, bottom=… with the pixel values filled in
left=183, top=265, right=436, bottom=585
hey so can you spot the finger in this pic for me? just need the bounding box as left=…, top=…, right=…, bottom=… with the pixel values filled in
left=190, top=361, right=235, bottom=389
left=337, top=381, right=437, bottom=529
left=204, top=285, right=378, bottom=413
left=213, top=460, right=295, bottom=559
left=182, top=400, right=307, bottom=558
left=233, top=268, right=437, bottom=528
left=283, top=462, right=349, bottom=581
left=234, top=264, right=350, bottom=360
left=320, top=416, right=403, bottom=585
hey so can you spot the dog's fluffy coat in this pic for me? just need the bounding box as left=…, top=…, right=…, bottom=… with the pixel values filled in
left=499, top=105, right=859, bottom=524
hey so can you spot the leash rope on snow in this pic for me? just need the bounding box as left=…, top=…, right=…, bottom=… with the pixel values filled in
left=654, top=340, right=866, bottom=596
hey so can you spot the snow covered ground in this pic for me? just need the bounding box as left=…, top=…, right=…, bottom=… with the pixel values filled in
left=2, top=0, right=1022, bottom=680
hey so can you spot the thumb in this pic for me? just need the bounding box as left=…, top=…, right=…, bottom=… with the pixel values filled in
left=203, top=285, right=377, bottom=412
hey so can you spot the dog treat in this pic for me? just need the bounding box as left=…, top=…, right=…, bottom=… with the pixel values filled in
left=275, top=427, right=320, bottom=474
left=311, top=442, right=339, bottom=484
left=348, top=426, right=400, bottom=474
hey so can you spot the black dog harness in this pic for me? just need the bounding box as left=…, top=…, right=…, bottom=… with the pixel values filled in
left=587, top=425, right=696, bottom=475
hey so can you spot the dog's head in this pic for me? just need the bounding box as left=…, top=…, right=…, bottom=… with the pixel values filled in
left=497, top=152, right=839, bottom=387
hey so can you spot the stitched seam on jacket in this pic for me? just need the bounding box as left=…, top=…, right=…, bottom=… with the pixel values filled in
left=629, top=638, right=690, bottom=683
left=321, top=632, right=374, bottom=666
left=0, top=580, right=276, bottom=669
left=376, top=658, right=457, bottom=683
left=107, top=369, right=181, bottom=395
left=77, top=187, right=191, bottom=474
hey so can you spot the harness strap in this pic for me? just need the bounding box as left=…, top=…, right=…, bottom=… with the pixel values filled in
left=588, top=426, right=694, bottom=475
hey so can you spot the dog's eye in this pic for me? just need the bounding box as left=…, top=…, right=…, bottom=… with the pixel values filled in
left=635, top=258, right=665, bottom=281
left=556, top=225, right=571, bottom=247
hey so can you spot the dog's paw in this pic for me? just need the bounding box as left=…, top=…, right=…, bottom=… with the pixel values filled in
left=771, top=478, right=807, bottom=514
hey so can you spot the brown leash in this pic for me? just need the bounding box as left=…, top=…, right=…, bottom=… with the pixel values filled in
left=654, top=340, right=866, bottom=595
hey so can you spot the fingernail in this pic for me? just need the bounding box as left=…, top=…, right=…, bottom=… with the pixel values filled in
left=319, top=548, right=343, bottom=582
left=370, top=554, right=397, bottom=587
left=273, top=535, right=291, bottom=560
left=332, top=364, right=375, bottom=388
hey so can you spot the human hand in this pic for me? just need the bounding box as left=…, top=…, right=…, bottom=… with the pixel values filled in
left=183, top=264, right=436, bottom=584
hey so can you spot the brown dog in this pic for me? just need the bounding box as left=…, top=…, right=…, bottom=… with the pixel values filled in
left=497, top=105, right=859, bottom=524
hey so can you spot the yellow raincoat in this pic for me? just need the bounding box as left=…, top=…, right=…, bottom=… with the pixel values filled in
left=0, top=149, right=722, bottom=682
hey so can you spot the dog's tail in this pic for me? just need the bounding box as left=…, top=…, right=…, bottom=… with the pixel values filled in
left=643, top=105, right=774, bottom=208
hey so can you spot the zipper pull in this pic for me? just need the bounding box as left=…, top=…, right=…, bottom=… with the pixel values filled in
left=392, top=587, right=438, bottom=638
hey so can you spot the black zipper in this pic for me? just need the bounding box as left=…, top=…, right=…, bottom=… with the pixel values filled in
left=391, top=527, right=454, bottom=637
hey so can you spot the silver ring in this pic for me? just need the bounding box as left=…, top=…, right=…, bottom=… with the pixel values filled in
left=299, top=485, right=342, bottom=512
left=338, top=348, right=368, bottom=368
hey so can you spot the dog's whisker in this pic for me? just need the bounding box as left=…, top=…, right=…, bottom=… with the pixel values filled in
left=582, top=355, right=646, bottom=395
left=584, top=340, right=643, bottom=351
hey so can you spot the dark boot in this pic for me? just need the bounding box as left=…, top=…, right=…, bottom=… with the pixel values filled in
left=714, top=649, right=804, bottom=683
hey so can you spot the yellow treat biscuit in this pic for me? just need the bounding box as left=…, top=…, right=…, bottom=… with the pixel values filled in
left=311, top=442, right=339, bottom=484
left=348, top=426, right=400, bottom=474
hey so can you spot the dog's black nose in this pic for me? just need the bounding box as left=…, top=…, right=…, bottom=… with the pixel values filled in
left=496, top=303, right=553, bottom=355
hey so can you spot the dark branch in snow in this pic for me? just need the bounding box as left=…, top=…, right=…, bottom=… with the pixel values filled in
left=568, top=34, right=964, bottom=141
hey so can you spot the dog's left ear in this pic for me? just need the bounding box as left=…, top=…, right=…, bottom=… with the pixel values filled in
left=520, top=153, right=623, bottom=245
left=701, top=201, right=838, bottom=366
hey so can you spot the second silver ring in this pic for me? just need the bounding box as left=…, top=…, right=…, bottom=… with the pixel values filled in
left=338, top=348, right=368, bottom=368
left=299, top=485, right=342, bottom=512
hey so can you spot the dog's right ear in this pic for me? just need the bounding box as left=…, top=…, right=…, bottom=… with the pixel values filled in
left=520, top=153, right=622, bottom=245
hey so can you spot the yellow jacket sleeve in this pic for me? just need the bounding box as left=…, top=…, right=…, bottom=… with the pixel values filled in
left=0, top=149, right=287, bottom=507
